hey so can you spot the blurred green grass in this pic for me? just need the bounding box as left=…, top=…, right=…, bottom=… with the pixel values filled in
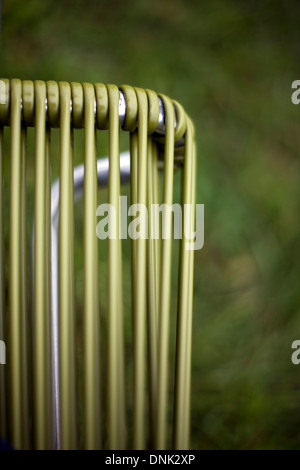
left=1, top=0, right=300, bottom=449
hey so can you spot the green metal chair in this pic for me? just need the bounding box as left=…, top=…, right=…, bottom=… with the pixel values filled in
left=0, top=79, right=196, bottom=450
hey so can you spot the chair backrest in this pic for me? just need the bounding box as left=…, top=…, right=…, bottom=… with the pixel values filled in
left=0, top=79, right=196, bottom=450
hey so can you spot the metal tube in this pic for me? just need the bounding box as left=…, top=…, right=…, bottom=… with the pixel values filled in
left=155, top=95, right=175, bottom=450
left=107, top=84, right=127, bottom=450
left=9, top=79, right=24, bottom=449
left=129, top=132, right=138, bottom=447
left=147, top=138, right=159, bottom=446
left=15, top=86, right=185, bottom=148
left=0, top=126, right=7, bottom=440
left=83, top=82, right=101, bottom=449
left=33, top=80, right=51, bottom=449
left=173, top=118, right=195, bottom=450
left=133, top=88, right=148, bottom=450
left=20, top=127, right=30, bottom=449
left=58, top=82, right=76, bottom=450
left=183, top=135, right=196, bottom=448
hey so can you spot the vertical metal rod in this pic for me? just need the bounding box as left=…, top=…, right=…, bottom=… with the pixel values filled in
left=133, top=89, right=148, bottom=450
left=152, top=144, right=161, bottom=327
left=45, top=127, right=52, bottom=449
left=117, top=222, right=126, bottom=449
left=33, top=80, right=51, bottom=449
left=130, top=134, right=138, bottom=303
left=155, top=95, right=175, bottom=449
left=69, top=128, right=76, bottom=440
left=50, top=187, right=60, bottom=450
left=47, top=80, right=60, bottom=451
left=173, top=119, right=194, bottom=450
left=107, top=84, right=123, bottom=449
left=130, top=132, right=138, bottom=448
left=183, top=135, right=196, bottom=448
left=20, top=127, right=30, bottom=449
left=146, top=138, right=158, bottom=445
left=0, top=127, right=7, bottom=440
left=83, top=83, right=101, bottom=449
left=58, top=82, right=76, bottom=449
left=9, top=79, right=24, bottom=449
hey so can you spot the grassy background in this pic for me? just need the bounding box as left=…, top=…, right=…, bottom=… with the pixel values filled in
left=1, top=0, right=300, bottom=449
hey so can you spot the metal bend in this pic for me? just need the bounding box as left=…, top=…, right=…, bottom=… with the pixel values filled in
left=20, top=89, right=185, bottom=147
left=50, top=151, right=130, bottom=449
